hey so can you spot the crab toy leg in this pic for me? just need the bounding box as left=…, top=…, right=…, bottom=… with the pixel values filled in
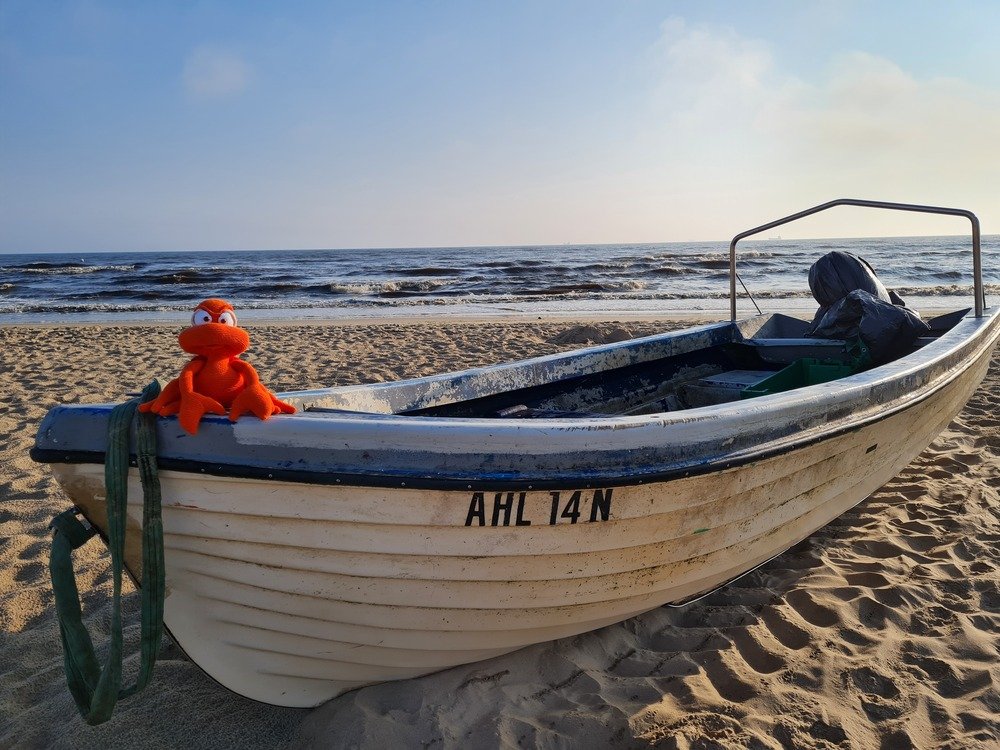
left=138, top=379, right=181, bottom=416
left=227, top=360, right=295, bottom=422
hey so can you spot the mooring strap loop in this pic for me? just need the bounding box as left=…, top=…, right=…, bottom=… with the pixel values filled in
left=49, top=508, right=97, bottom=549
left=48, top=380, right=165, bottom=725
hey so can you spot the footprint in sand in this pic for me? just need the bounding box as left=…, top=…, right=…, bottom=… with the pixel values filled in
left=726, top=627, right=785, bottom=674
left=848, top=665, right=910, bottom=723
left=845, top=570, right=892, bottom=588
left=758, top=606, right=811, bottom=649
left=856, top=596, right=894, bottom=629
left=978, top=582, right=1000, bottom=613
left=837, top=626, right=879, bottom=647
left=692, top=650, right=758, bottom=703
left=784, top=589, right=841, bottom=627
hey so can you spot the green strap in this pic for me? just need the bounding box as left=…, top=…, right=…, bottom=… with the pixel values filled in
left=48, top=380, right=165, bottom=725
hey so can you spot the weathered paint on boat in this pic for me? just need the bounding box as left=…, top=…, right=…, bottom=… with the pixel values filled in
left=35, top=308, right=1000, bottom=707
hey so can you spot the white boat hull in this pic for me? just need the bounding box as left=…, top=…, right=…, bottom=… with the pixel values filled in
left=49, top=334, right=994, bottom=707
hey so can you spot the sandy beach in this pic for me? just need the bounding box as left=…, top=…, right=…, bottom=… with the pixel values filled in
left=1, top=316, right=997, bottom=750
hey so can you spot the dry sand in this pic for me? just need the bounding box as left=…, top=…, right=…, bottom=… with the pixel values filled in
left=0, top=318, right=997, bottom=749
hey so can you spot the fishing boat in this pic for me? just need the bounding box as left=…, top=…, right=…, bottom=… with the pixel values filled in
left=32, top=199, right=998, bottom=709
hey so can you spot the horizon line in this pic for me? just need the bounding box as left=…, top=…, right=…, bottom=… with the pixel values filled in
left=0, top=231, right=992, bottom=256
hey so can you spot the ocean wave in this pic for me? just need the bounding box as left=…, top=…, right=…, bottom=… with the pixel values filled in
left=377, top=280, right=450, bottom=295
left=394, top=266, right=463, bottom=277
left=238, top=282, right=309, bottom=294
left=315, top=279, right=452, bottom=296
left=912, top=270, right=964, bottom=281
left=577, top=262, right=635, bottom=272
left=5, top=263, right=137, bottom=275
left=313, top=282, right=378, bottom=295
left=503, top=265, right=561, bottom=277
left=479, top=259, right=548, bottom=271
left=520, top=283, right=607, bottom=296
left=379, top=284, right=455, bottom=298
left=893, top=283, right=1000, bottom=296
left=749, top=289, right=813, bottom=299
left=680, top=250, right=784, bottom=261
left=673, top=255, right=730, bottom=269
left=18, top=261, right=85, bottom=269
left=64, top=289, right=174, bottom=301
left=649, top=265, right=698, bottom=276
left=0, top=302, right=179, bottom=314
left=146, top=269, right=230, bottom=284
left=612, top=280, right=649, bottom=291
left=515, top=281, right=652, bottom=295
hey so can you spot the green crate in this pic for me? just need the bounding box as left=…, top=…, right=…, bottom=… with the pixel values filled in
left=741, top=358, right=855, bottom=399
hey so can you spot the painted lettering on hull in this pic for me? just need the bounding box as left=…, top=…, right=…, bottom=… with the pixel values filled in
left=465, top=489, right=613, bottom=527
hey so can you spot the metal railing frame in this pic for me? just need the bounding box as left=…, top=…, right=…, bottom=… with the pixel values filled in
left=729, top=198, right=985, bottom=320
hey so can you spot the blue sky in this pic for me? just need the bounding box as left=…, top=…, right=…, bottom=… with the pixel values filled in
left=2, top=1, right=999, bottom=252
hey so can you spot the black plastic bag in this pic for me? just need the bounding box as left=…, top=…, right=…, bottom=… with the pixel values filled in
left=807, top=250, right=912, bottom=327
left=808, top=251, right=892, bottom=307
left=810, top=289, right=929, bottom=363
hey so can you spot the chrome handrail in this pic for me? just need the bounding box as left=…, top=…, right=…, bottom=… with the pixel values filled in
left=729, top=198, right=985, bottom=320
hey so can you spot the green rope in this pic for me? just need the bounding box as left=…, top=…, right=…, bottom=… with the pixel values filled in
left=48, top=380, right=165, bottom=725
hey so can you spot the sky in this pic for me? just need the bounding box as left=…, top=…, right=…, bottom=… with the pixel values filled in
left=1, top=1, right=999, bottom=253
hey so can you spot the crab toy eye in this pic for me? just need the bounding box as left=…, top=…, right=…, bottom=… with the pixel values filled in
left=192, top=309, right=213, bottom=326
left=218, top=310, right=237, bottom=326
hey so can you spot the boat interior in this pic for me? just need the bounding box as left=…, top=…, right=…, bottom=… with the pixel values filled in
left=406, top=311, right=968, bottom=418
left=299, top=200, right=988, bottom=421
left=305, top=309, right=971, bottom=420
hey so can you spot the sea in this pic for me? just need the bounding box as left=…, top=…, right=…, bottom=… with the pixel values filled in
left=1, top=236, right=997, bottom=324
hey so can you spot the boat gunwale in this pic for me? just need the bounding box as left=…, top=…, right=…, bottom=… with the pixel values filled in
left=31, top=307, right=1000, bottom=490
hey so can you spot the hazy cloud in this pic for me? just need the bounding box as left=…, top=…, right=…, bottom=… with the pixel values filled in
left=649, top=17, right=778, bottom=121
left=644, top=19, right=1000, bottom=236
left=182, top=46, right=250, bottom=98
left=798, top=53, right=1000, bottom=167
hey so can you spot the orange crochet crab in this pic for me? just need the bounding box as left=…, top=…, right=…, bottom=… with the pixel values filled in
left=139, top=299, right=295, bottom=435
